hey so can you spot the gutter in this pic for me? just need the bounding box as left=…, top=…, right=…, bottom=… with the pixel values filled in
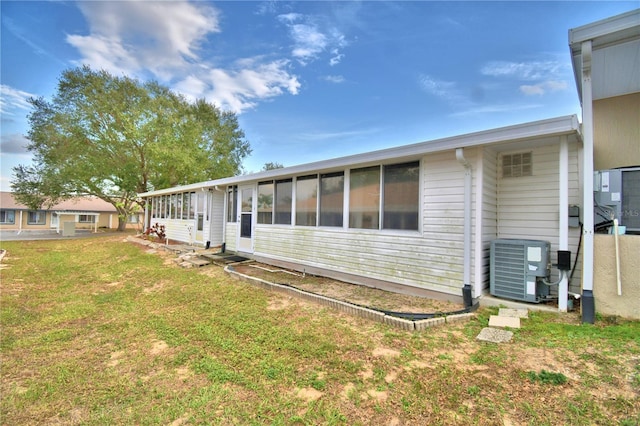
left=456, top=148, right=473, bottom=307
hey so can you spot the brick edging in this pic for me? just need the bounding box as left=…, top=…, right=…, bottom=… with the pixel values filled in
left=224, top=265, right=475, bottom=331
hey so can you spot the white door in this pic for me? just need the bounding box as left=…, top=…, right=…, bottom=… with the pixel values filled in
left=194, top=192, right=205, bottom=245
left=237, top=185, right=254, bottom=253
left=50, top=213, right=59, bottom=229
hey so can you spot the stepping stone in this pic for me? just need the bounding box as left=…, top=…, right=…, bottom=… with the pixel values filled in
left=476, top=327, right=513, bottom=343
left=498, top=308, right=529, bottom=319
left=489, top=315, right=521, bottom=329
left=185, top=258, right=211, bottom=267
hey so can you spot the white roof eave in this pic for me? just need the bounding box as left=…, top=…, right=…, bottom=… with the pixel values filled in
left=569, top=9, right=640, bottom=102
left=139, top=114, right=581, bottom=198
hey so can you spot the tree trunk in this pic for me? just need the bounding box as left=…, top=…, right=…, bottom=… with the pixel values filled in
left=117, top=216, right=127, bottom=232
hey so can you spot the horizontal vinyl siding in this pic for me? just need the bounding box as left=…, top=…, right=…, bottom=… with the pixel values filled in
left=254, top=227, right=462, bottom=295
left=225, top=223, right=237, bottom=252
left=480, top=148, right=498, bottom=291
left=149, top=218, right=196, bottom=244
left=497, top=142, right=582, bottom=294
left=209, top=192, right=225, bottom=245
left=422, top=151, right=467, bottom=293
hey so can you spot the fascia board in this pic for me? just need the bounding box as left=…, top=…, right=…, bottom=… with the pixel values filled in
left=569, top=9, right=640, bottom=49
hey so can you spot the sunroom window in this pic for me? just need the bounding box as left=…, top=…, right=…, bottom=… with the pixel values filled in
left=258, top=181, right=274, bottom=224
left=296, top=175, right=318, bottom=226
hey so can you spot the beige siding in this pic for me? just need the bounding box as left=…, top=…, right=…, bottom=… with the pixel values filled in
left=594, top=93, right=640, bottom=170
left=497, top=143, right=582, bottom=294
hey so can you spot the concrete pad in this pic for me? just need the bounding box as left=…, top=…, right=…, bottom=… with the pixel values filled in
left=476, top=327, right=513, bottom=343
left=488, top=315, right=520, bottom=329
left=498, top=308, right=529, bottom=319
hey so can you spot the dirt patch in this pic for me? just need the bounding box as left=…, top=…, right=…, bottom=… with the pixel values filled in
left=372, top=347, right=401, bottom=358
left=150, top=340, right=168, bottom=355
left=232, top=262, right=462, bottom=315
left=294, top=387, right=324, bottom=402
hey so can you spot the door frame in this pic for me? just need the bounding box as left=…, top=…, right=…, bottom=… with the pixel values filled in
left=237, top=184, right=255, bottom=253
left=194, top=191, right=206, bottom=246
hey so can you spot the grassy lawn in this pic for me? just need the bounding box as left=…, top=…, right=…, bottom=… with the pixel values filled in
left=1, top=236, right=639, bottom=425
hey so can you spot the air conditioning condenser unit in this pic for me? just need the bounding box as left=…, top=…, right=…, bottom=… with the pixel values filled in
left=490, top=239, right=551, bottom=303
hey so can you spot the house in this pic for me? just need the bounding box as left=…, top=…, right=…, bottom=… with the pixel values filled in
left=569, top=9, right=640, bottom=320
left=141, top=115, right=584, bottom=304
left=139, top=10, right=639, bottom=321
left=0, top=192, right=142, bottom=233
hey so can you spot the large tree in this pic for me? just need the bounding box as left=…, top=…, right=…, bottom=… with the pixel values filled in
left=12, top=66, right=251, bottom=230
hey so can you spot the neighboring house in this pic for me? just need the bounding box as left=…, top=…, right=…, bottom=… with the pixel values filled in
left=0, top=192, right=142, bottom=233
left=139, top=10, right=639, bottom=321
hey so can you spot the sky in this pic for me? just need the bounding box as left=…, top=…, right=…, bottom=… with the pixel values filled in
left=1, top=1, right=638, bottom=192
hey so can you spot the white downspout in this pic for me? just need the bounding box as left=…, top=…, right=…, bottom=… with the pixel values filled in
left=456, top=148, right=473, bottom=305
left=18, top=211, right=23, bottom=234
left=581, top=40, right=596, bottom=323
left=558, top=135, right=569, bottom=312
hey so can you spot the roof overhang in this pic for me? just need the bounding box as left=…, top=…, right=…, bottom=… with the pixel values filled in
left=570, top=9, right=640, bottom=103
left=139, top=115, right=581, bottom=198
left=53, top=211, right=101, bottom=216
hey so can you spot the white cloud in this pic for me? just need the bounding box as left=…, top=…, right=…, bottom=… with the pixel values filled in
left=418, top=75, right=470, bottom=107
left=323, top=75, right=345, bottom=84
left=278, top=13, right=347, bottom=66
left=481, top=60, right=567, bottom=81
left=520, top=80, right=568, bottom=96
left=175, top=59, right=300, bottom=113
left=0, top=85, right=36, bottom=115
left=451, top=103, right=543, bottom=117
left=66, top=1, right=301, bottom=113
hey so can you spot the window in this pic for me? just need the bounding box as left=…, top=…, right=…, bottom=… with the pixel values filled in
left=348, top=162, right=420, bottom=231
left=349, top=166, right=380, bottom=229
left=163, top=195, right=169, bottom=219
left=27, top=211, right=46, bottom=225
left=258, top=181, right=274, bottom=224
left=227, top=186, right=237, bottom=222
left=383, top=162, right=419, bottom=230
left=196, top=192, right=205, bottom=221
left=171, top=194, right=178, bottom=219
left=1, top=209, right=15, bottom=224
left=320, top=172, right=344, bottom=227
left=296, top=175, right=318, bottom=226
left=128, top=214, right=139, bottom=224
left=189, top=192, right=196, bottom=219
left=79, top=215, right=96, bottom=223
left=177, top=193, right=184, bottom=220
left=275, top=179, right=292, bottom=225
left=502, top=152, right=532, bottom=178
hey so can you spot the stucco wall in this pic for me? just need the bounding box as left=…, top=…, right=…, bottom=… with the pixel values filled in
left=593, top=234, right=640, bottom=319
left=594, top=92, right=640, bottom=170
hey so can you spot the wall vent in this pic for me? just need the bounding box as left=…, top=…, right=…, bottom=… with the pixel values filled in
left=502, top=152, right=532, bottom=178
